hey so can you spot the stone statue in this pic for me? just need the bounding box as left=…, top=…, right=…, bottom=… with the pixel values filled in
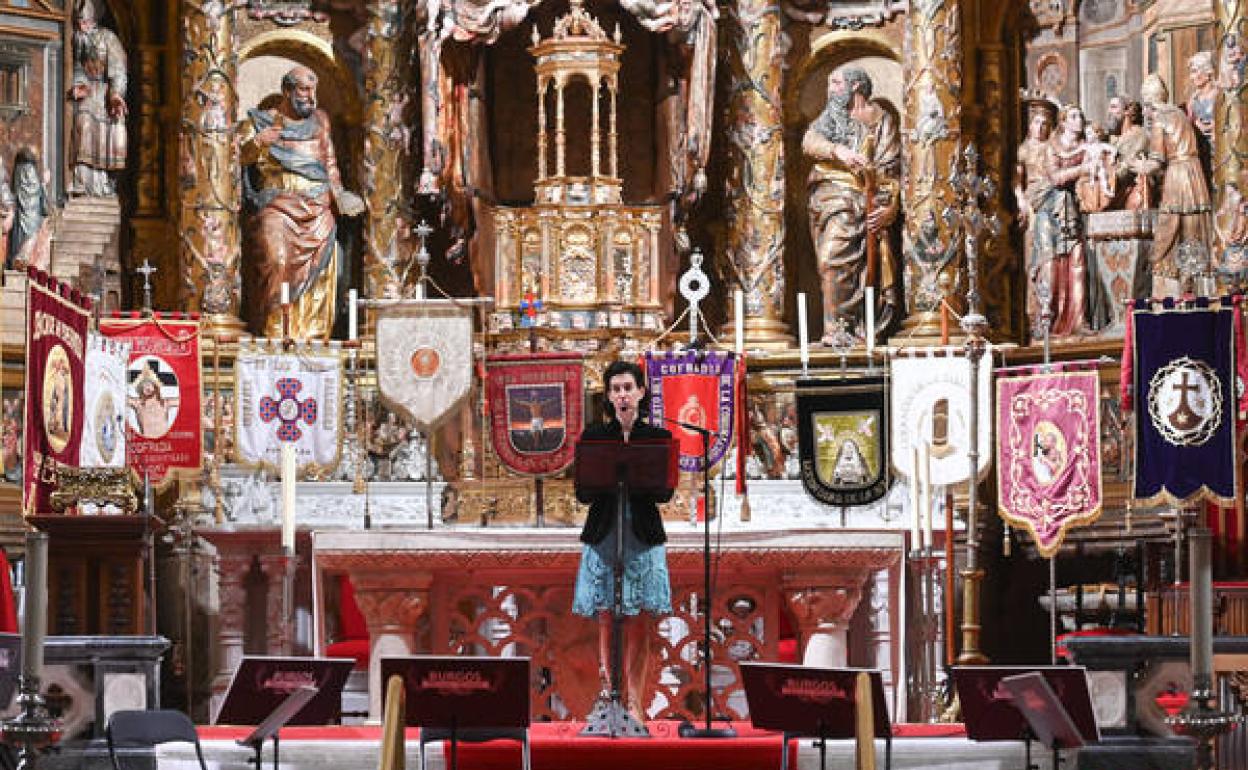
left=239, top=66, right=365, bottom=340
left=802, top=66, right=901, bottom=344
left=1015, top=97, right=1056, bottom=338
left=0, top=162, right=13, bottom=265
left=69, top=0, right=128, bottom=198
left=1031, top=105, right=1092, bottom=338
left=1105, top=96, right=1151, bottom=211
left=1136, top=74, right=1212, bottom=296
left=8, top=148, right=52, bottom=272
left=1186, top=52, right=1217, bottom=148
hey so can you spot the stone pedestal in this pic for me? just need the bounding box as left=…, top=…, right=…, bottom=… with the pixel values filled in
left=1085, top=210, right=1154, bottom=337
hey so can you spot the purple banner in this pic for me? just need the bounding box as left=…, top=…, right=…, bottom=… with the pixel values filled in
left=645, top=351, right=736, bottom=473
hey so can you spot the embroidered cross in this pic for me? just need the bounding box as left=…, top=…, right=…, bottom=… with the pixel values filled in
left=259, top=377, right=318, bottom=442
left=1169, top=370, right=1201, bottom=430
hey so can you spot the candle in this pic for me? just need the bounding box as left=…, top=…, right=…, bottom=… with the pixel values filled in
left=1190, top=527, right=1214, bottom=682
left=281, top=442, right=297, bottom=553
left=865, top=287, right=876, bottom=356
left=21, top=531, right=47, bottom=681
left=348, top=288, right=358, bottom=341
left=922, top=446, right=934, bottom=551
left=797, top=292, right=809, bottom=366
left=734, top=289, right=744, bottom=357
left=909, top=444, right=922, bottom=551
left=280, top=282, right=291, bottom=306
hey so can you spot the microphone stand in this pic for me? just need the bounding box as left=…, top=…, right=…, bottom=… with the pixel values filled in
left=664, top=417, right=735, bottom=739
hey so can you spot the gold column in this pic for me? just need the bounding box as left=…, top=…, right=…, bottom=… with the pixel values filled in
left=900, top=0, right=965, bottom=339
left=363, top=0, right=407, bottom=299
left=537, top=77, right=548, bottom=179
left=556, top=81, right=566, bottom=177
left=179, top=0, right=243, bottom=336
left=725, top=0, right=789, bottom=346
left=974, top=43, right=1017, bottom=340
left=1214, top=3, right=1248, bottom=274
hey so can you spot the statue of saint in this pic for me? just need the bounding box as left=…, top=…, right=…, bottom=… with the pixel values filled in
left=1015, top=98, right=1056, bottom=339
left=69, top=0, right=128, bottom=198
left=1186, top=51, right=1217, bottom=168
left=8, top=149, right=52, bottom=271
left=1136, top=74, right=1213, bottom=296
left=239, top=66, right=365, bottom=340
left=803, top=67, right=901, bottom=344
left=1105, top=97, right=1151, bottom=211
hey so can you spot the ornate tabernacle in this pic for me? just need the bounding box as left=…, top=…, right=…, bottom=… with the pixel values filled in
left=48, top=465, right=137, bottom=515
left=490, top=0, right=665, bottom=340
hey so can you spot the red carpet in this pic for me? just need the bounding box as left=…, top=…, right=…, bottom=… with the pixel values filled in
left=200, top=722, right=966, bottom=770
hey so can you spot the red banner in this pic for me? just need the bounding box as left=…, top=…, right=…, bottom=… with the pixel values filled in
left=485, top=353, right=584, bottom=476
left=22, top=269, right=92, bottom=515
left=99, top=313, right=203, bottom=487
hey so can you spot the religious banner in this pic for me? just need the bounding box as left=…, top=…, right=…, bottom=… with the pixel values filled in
left=375, top=301, right=474, bottom=431
left=79, top=333, right=131, bottom=468
left=99, top=313, right=203, bottom=486
left=1132, top=301, right=1237, bottom=506
left=996, top=363, right=1102, bottom=557
left=795, top=376, right=889, bottom=507
left=890, top=346, right=993, bottom=486
left=22, top=269, right=91, bottom=515
left=485, top=353, right=584, bottom=476
left=234, top=343, right=344, bottom=475
left=645, top=350, right=736, bottom=473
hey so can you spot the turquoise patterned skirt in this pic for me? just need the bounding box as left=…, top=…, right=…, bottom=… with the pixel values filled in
left=572, top=503, right=672, bottom=617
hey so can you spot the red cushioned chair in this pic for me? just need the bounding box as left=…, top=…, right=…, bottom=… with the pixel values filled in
left=325, top=575, right=369, bottom=668
left=777, top=608, right=799, bottom=664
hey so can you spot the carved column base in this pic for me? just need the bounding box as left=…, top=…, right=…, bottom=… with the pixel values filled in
left=742, top=318, right=795, bottom=349
left=202, top=313, right=247, bottom=342
left=784, top=571, right=868, bottom=668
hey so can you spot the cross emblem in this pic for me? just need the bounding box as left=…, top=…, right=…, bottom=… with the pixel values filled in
left=519, top=290, right=543, bottom=329
left=259, top=378, right=318, bottom=442
left=136, top=259, right=157, bottom=312
left=1168, top=370, right=1201, bottom=431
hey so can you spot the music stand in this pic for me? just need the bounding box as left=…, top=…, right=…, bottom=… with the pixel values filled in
left=575, top=438, right=677, bottom=738
left=380, top=655, right=531, bottom=770
left=1000, top=673, right=1088, bottom=770
left=234, top=685, right=318, bottom=770
left=216, top=656, right=354, bottom=727
left=740, top=662, right=892, bottom=770
left=953, top=666, right=1099, bottom=770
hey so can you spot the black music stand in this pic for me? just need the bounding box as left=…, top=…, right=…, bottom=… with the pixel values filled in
left=235, top=686, right=319, bottom=770
left=953, top=666, right=1099, bottom=770
left=575, top=438, right=677, bottom=738
left=740, top=662, right=892, bottom=770
left=1000, top=673, right=1089, bottom=770
left=380, top=655, right=531, bottom=770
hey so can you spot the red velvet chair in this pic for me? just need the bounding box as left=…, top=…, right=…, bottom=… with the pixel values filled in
left=325, top=575, right=369, bottom=669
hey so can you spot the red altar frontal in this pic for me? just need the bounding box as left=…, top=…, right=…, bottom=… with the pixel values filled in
left=310, top=528, right=906, bottom=723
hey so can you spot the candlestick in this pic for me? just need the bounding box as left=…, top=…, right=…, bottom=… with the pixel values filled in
left=797, top=293, right=809, bottom=366
left=921, top=445, right=934, bottom=550
left=348, top=288, right=358, bottom=341
left=280, top=282, right=290, bottom=306
left=21, top=531, right=47, bottom=682
left=865, top=287, right=876, bottom=356
left=909, top=445, right=922, bottom=550
left=734, top=290, right=744, bottom=357
left=281, top=442, right=296, bottom=553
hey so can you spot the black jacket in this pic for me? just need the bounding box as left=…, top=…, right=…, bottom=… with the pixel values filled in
left=575, top=419, right=675, bottom=547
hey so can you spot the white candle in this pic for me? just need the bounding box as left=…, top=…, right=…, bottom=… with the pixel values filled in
left=280, top=282, right=291, bottom=306
left=348, top=288, right=358, bottom=341
left=734, top=289, right=744, bottom=357
left=909, top=445, right=922, bottom=551
left=797, top=292, right=809, bottom=365
left=921, top=444, right=933, bottom=551
left=865, top=286, right=876, bottom=356
left=281, top=442, right=297, bottom=553
left=21, top=531, right=47, bottom=681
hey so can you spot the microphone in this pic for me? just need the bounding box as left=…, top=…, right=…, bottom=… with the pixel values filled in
left=661, top=415, right=717, bottom=437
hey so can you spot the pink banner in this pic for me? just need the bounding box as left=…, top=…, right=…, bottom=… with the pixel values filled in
left=996, top=366, right=1102, bottom=557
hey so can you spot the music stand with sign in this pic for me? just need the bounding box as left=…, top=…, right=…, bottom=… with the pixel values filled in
left=953, top=666, right=1099, bottom=770
left=381, top=655, right=531, bottom=770
left=740, top=662, right=892, bottom=770
left=574, top=438, right=677, bottom=738
left=1000, top=673, right=1089, bottom=770
left=216, top=656, right=354, bottom=770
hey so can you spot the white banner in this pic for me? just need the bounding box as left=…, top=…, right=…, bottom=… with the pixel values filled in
left=80, top=333, right=131, bottom=467
left=234, top=344, right=344, bottom=474
left=375, top=301, right=474, bottom=431
left=890, top=346, right=993, bottom=487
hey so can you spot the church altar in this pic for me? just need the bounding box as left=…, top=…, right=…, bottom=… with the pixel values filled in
left=310, top=523, right=906, bottom=723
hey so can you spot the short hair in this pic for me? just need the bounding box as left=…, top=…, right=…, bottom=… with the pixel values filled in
left=1189, top=50, right=1214, bottom=75
left=1141, top=74, right=1170, bottom=105
left=281, top=67, right=318, bottom=93
left=840, top=67, right=873, bottom=100
left=602, top=360, right=647, bottom=419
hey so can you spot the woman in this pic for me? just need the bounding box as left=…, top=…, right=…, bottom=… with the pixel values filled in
left=572, top=359, right=673, bottom=721
left=1033, top=105, right=1093, bottom=338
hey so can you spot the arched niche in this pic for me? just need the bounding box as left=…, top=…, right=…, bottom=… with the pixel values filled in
left=236, top=30, right=363, bottom=128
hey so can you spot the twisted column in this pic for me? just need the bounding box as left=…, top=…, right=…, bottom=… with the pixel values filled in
left=725, top=0, right=789, bottom=346
left=362, top=0, right=407, bottom=298
left=1214, top=3, right=1248, bottom=277
left=179, top=0, right=242, bottom=336
left=900, top=0, right=965, bottom=339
